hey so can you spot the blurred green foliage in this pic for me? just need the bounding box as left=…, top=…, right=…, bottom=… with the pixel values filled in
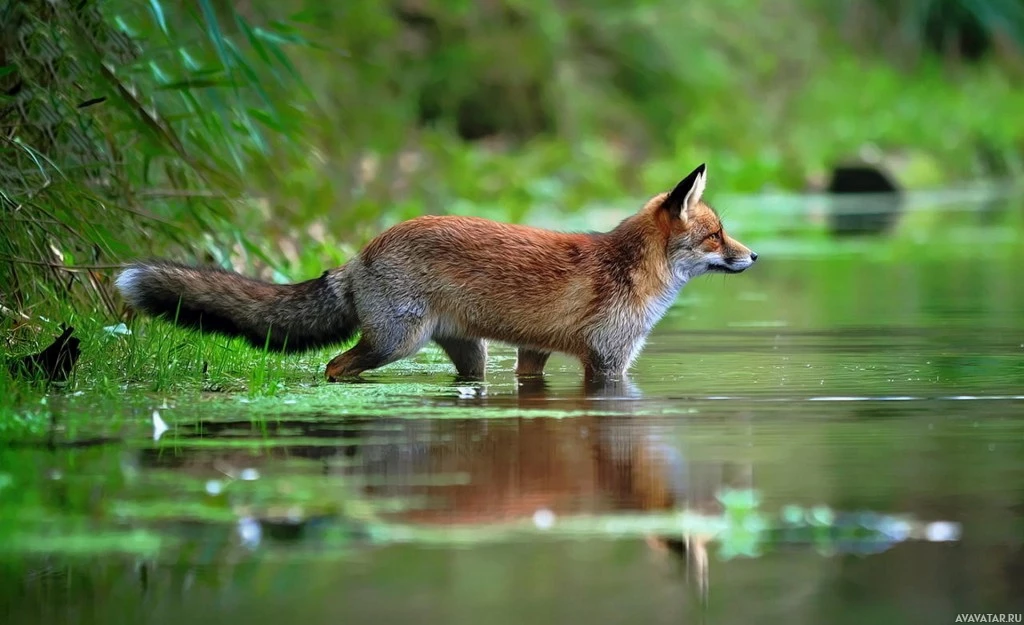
left=2, top=0, right=1024, bottom=332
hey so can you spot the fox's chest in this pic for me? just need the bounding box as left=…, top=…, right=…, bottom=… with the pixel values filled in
left=586, top=281, right=683, bottom=346
left=621, top=277, right=685, bottom=335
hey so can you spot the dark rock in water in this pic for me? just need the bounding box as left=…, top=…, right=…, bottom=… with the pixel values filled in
left=9, top=325, right=81, bottom=383
left=827, top=164, right=899, bottom=195
left=826, top=164, right=904, bottom=237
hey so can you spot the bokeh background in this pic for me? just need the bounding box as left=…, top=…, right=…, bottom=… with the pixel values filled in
left=2, top=0, right=1024, bottom=320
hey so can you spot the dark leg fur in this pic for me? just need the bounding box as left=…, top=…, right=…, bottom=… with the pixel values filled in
left=515, top=348, right=551, bottom=376
left=583, top=349, right=629, bottom=382
left=325, top=338, right=396, bottom=381
left=325, top=318, right=431, bottom=381
left=435, top=337, right=487, bottom=378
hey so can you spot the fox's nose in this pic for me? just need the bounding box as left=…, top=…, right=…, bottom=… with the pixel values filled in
left=750, top=252, right=758, bottom=262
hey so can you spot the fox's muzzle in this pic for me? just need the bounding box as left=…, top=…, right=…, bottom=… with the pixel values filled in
left=709, top=251, right=757, bottom=273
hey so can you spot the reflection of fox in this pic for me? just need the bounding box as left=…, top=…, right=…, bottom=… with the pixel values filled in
left=115, top=163, right=757, bottom=381
left=356, top=412, right=741, bottom=593
left=356, top=416, right=741, bottom=525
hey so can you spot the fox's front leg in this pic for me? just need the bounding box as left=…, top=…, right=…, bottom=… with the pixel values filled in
left=581, top=336, right=641, bottom=382
left=582, top=350, right=630, bottom=381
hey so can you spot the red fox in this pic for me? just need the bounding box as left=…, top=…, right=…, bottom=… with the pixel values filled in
left=115, top=163, right=757, bottom=381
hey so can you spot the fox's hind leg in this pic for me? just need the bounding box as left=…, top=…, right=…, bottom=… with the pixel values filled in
left=325, top=318, right=432, bottom=381
left=434, top=337, right=487, bottom=379
left=515, top=348, right=551, bottom=376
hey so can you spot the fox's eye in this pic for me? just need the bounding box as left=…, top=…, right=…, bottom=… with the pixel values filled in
left=706, top=232, right=722, bottom=243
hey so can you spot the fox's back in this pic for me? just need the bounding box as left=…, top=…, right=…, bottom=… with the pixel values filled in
left=360, top=215, right=591, bottom=277
left=353, top=215, right=610, bottom=347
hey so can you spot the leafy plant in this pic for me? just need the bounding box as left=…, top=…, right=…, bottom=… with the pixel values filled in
left=0, top=0, right=318, bottom=318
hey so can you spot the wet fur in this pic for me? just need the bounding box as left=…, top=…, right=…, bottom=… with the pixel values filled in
left=115, top=164, right=756, bottom=381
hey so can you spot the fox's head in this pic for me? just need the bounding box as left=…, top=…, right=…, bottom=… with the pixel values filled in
left=652, top=163, right=757, bottom=283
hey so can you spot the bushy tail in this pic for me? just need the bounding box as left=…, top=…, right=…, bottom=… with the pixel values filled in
left=114, top=261, right=358, bottom=353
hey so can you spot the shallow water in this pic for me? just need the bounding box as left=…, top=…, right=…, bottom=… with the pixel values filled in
left=3, top=195, right=1024, bottom=623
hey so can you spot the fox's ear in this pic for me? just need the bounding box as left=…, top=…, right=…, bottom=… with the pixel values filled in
left=664, top=163, right=707, bottom=219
